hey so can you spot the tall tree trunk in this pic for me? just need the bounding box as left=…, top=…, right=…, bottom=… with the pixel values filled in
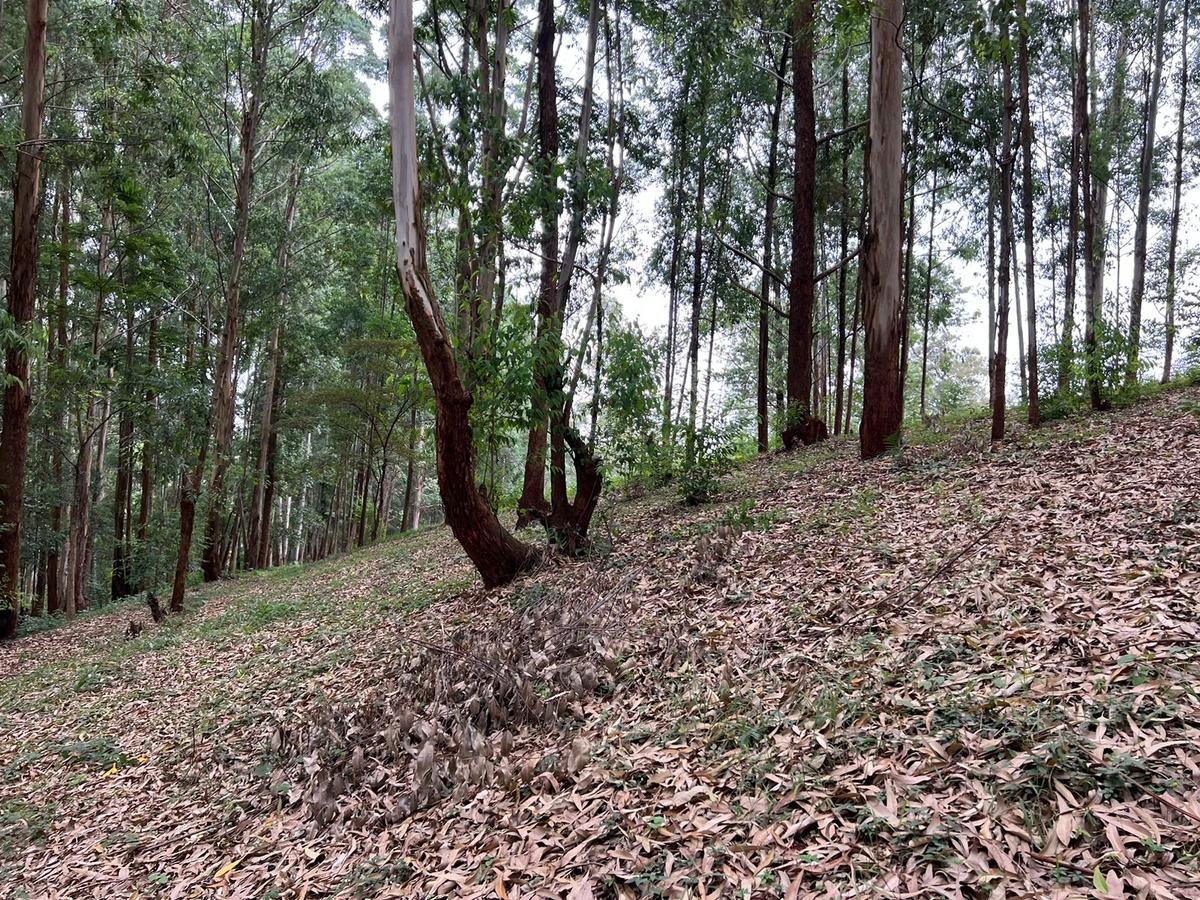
left=1012, top=227, right=1027, bottom=405
left=987, top=173, right=997, bottom=405
left=685, top=94, right=708, bottom=467
left=0, top=0, right=48, bottom=636
left=992, top=18, right=1015, bottom=442
left=200, top=1, right=268, bottom=582
left=137, top=309, right=158, bottom=585
left=1162, top=0, right=1189, bottom=383
left=834, top=61, right=850, bottom=436
left=517, top=0, right=559, bottom=524
left=1079, top=0, right=1102, bottom=409
left=1061, top=9, right=1082, bottom=394
left=784, top=0, right=825, bottom=448
left=389, top=0, right=537, bottom=586
left=47, top=170, right=71, bottom=617
left=860, top=0, right=904, bottom=460
left=247, top=170, right=299, bottom=568
left=112, top=283, right=136, bottom=601
left=1127, top=0, right=1169, bottom=385
left=918, top=169, right=939, bottom=420
left=1088, top=36, right=1127, bottom=337
left=1018, top=0, right=1041, bottom=426
left=758, top=37, right=789, bottom=452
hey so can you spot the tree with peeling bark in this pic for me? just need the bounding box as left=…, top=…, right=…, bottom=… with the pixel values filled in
left=389, top=0, right=538, bottom=587
left=860, top=0, right=904, bottom=460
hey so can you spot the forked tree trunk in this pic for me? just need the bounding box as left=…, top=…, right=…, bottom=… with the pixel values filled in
left=784, top=0, right=825, bottom=449
left=1126, top=0, right=1168, bottom=385
left=0, top=0, right=49, bottom=637
left=1162, top=0, right=1189, bottom=383
left=389, top=0, right=536, bottom=587
left=860, top=0, right=904, bottom=460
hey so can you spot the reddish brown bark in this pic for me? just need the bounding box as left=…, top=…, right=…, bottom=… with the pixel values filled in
left=0, top=0, right=49, bottom=637
left=860, top=0, right=905, bottom=459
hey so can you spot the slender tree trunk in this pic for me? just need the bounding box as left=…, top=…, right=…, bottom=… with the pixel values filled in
left=389, top=0, right=536, bottom=586
left=0, top=0, right=48, bottom=636
left=1163, top=0, right=1189, bottom=382
left=860, top=0, right=905, bottom=460
left=200, top=2, right=269, bottom=582
left=987, top=174, right=997, bottom=405
left=1062, top=10, right=1081, bottom=394
left=918, top=169, right=939, bottom=420
left=47, top=170, right=71, bottom=616
left=784, top=0, right=824, bottom=448
left=137, top=309, right=158, bottom=585
left=112, top=286, right=136, bottom=601
left=1018, top=0, right=1041, bottom=426
left=1013, top=227, right=1027, bottom=405
left=992, top=18, right=1015, bottom=442
left=517, top=0, right=559, bottom=524
left=758, top=37, right=789, bottom=452
left=1127, top=0, right=1169, bottom=385
left=1088, top=36, right=1127, bottom=335
left=686, top=95, right=708, bottom=466
left=834, top=62, right=850, bottom=436
left=1079, top=0, right=1102, bottom=409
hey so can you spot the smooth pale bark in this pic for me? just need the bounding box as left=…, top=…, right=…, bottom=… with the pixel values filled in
left=1127, top=0, right=1169, bottom=385
left=389, top=0, right=536, bottom=586
left=1018, top=0, right=1040, bottom=426
left=1163, top=0, right=1189, bottom=382
left=784, top=0, right=825, bottom=448
left=860, top=0, right=904, bottom=460
left=0, top=0, right=48, bottom=637
left=1088, top=36, right=1127, bottom=332
left=987, top=174, right=996, bottom=404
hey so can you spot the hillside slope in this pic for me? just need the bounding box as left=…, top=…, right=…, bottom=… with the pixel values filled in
left=3, top=389, right=1200, bottom=899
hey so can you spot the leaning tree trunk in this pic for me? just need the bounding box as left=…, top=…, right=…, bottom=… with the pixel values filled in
left=860, top=0, right=904, bottom=460
left=784, top=0, right=826, bottom=449
left=1163, top=0, right=1189, bottom=383
left=389, top=0, right=536, bottom=587
left=0, top=0, right=49, bottom=637
left=1126, top=0, right=1168, bottom=386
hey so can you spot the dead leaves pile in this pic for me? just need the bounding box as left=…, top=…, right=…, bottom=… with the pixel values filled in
left=2, top=389, right=1199, bottom=898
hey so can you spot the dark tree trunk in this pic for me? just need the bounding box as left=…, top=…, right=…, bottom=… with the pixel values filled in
left=992, top=18, right=1015, bottom=442
left=784, top=0, right=825, bottom=449
left=1018, top=0, right=1041, bottom=426
left=834, top=62, right=850, bottom=436
left=1079, top=0, right=1102, bottom=409
left=390, top=0, right=537, bottom=587
left=758, top=37, right=790, bottom=452
left=0, top=0, right=48, bottom=637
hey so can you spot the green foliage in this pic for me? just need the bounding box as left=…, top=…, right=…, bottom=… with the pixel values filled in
left=678, top=426, right=737, bottom=505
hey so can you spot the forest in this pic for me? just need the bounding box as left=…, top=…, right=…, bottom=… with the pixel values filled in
left=1, top=0, right=1199, bottom=893
left=0, top=0, right=1196, bottom=623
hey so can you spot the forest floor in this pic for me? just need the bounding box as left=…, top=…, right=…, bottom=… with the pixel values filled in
left=3, top=388, right=1200, bottom=900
